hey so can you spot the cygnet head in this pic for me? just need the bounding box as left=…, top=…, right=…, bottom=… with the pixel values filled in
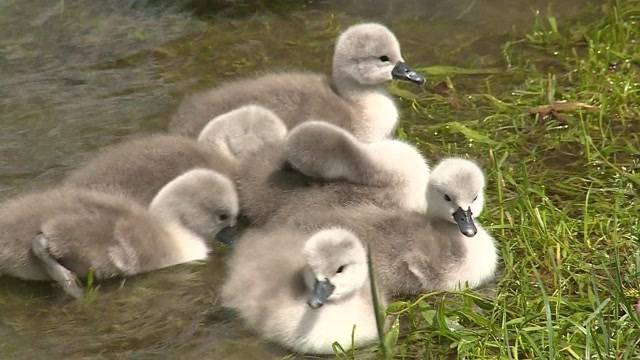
left=149, top=168, right=239, bottom=244
left=198, top=104, right=287, bottom=162
left=426, top=158, right=485, bottom=237
left=332, top=23, right=425, bottom=89
left=302, top=228, right=367, bottom=309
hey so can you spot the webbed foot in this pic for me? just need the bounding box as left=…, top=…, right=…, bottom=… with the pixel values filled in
left=32, top=233, right=84, bottom=299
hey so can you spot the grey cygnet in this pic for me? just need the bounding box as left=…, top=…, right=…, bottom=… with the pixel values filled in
left=266, top=158, right=498, bottom=296
left=0, top=168, right=238, bottom=299
left=222, top=226, right=384, bottom=354
left=236, top=120, right=429, bottom=225
left=169, top=23, right=424, bottom=142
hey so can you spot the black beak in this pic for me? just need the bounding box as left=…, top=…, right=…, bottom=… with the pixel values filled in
left=391, top=61, right=425, bottom=85
left=213, top=225, right=238, bottom=245
left=452, top=207, right=477, bottom=237
left=307, top=278, right=335, bottom=309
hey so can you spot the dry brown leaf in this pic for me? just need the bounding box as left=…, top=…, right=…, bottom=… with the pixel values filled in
left=529, top=101, right=599, bottom=122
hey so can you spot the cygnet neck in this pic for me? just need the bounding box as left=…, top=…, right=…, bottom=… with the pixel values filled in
left=425, top=208, right=454, bottom=228
left=331, top=71, right=381, bottom=98
left=148, top=192, right=182, bottom=226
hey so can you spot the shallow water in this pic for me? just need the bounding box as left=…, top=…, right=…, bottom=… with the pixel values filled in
left=0, top=0, right=600, bottom=358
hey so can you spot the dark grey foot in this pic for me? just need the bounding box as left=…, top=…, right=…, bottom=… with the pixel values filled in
left=31, top=233, right=84, bottom=299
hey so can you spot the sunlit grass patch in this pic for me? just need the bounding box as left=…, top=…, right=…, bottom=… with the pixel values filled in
left=379, top=0, right=640, bottom=358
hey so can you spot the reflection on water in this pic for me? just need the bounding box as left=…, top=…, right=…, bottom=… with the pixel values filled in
left=0, top=0, right=597, bottom=358
left=0, top=248, right=285, bottom=359
left=0, top=0, right=200, bottom=198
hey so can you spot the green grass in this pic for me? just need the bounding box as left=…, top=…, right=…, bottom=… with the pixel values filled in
left=377, top=0, right=640, bottom=358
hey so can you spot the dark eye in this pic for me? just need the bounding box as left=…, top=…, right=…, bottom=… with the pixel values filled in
left=473, top=195, right=478, bottom=201
left=218, top=213, right=229, bottom=221
left=336, top=265, right=346, bottom=274
left=379, top=55, right=390, bottom=62
left=444, top=194, right=451, bottom=202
